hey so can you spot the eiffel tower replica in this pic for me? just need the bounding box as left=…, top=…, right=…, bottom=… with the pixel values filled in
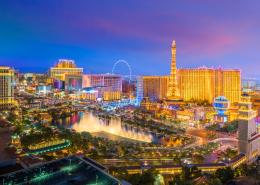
left=165, top=40, right=182, bottom=105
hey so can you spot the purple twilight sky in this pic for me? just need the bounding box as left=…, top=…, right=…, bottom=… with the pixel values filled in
left=0, top=0, right=259, bottom=78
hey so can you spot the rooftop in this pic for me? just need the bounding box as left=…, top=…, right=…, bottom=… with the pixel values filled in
left=0, top=156, right=120, bottom=185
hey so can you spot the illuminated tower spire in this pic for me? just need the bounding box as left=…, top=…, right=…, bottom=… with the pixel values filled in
left=167, top=40, right=179, bottom=100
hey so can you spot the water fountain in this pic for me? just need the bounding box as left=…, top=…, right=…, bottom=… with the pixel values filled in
left=71, top=112, right=153, bottom=143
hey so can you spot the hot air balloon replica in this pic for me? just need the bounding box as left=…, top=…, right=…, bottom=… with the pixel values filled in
left=213, top=96, right=230, bottom=123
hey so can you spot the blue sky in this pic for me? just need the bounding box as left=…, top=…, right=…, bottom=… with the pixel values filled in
left=0, top=0, right=259, bottom=78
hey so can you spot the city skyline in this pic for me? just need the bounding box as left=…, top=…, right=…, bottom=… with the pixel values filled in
left=1, top=2, right=260, bottom=184
left=0, top=0, right=260, bottom=78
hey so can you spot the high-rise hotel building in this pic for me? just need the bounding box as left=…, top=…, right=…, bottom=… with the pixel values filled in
left=178, top=68, right=241, bottom=103
left=82, top=74, right=122, bottom=92
left=82, top=74, right=122, bottom=101
left=141, top=40, right=241, bottom=104
left=49, top=59, right=83, bottom=90
left=0, top=66, right=15, bottom=110
left=50, top=59, right=83, bottom=81
left=143, top=76, right=169, bottom=101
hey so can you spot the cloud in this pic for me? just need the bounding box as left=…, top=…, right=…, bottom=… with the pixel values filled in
left=0, top=0, right=259, bottom=76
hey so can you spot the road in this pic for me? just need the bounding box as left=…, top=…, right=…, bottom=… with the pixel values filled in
left=186, top=127, right=238, bottom=149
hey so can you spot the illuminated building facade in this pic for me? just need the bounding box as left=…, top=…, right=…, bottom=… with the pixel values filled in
left=49, top=59, right=83, bottom=81
left=53, top=79, right=64, bottom=89
left=177, top=68, right=241, bottom=104
left=0, top=66, right=15, bottom=110
left=65, top=74, right=82, bottom=91
left=143, top=76, right=169, bottom=101
left=83, top=74, right=122, bottom=91
left=136, top=76, right=144, bottom=105
left=82, top=74, right=122, bottom=101
left=238, top=94, right=260, bottom=163
left=103, top=91, right=121, bottom=101
left=122, top=79, right=135, bottom=98
left=80, top=92, right=97, bottom=101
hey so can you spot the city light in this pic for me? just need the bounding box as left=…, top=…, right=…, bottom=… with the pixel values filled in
left=0, top=1, right=259, bottom=184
